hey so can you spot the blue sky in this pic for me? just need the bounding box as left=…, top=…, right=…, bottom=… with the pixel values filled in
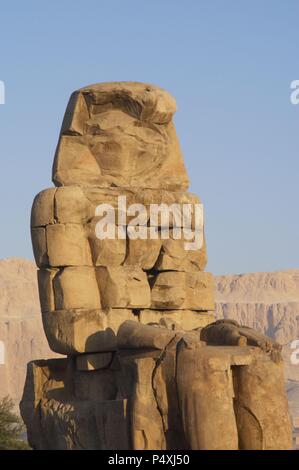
left=0, top=0, right=298, bottom=275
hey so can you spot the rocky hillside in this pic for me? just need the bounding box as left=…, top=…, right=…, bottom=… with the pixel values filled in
left=215, top=269, right=299, bottom=375
left=0, top=258, right=58, bottom=404
left=215, top=270, right=299, bottom=345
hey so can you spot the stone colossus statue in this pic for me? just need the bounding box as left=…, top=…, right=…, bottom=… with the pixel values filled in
left=21, top=82, right=292, bottom=450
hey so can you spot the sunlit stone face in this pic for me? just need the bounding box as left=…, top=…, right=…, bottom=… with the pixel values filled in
left=53, top=82, right=189, bottom=190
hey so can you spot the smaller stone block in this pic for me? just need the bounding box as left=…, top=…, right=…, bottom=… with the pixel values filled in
left=53, top=266, right=100, bottom=310
left=96, top=266, right=151, bottom=309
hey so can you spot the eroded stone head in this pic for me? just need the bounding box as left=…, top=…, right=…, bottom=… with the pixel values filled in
left=53, top=82, right=189, bottom=190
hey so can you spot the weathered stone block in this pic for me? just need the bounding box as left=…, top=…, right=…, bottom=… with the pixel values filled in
left=143, top=191, right=200, bottom=229
left=31, top=188, right=55, bottom=227
left=20, top=358, right=132, bottom=450
left=42, top=308, right=137, bottom=355
left=151, top=271, right=214, bottom=310
left=176, top=343, right=239, bottom=449
left=53, top=266, right=100, bottom=310
left=124, top=230, right=162, bottom=270
left=79, top=188, right=200, bottom=227
left=154, top=231, right=207, bottom=272
left=233, top=356, right=292, bottom=449
left=117, top=320, right=176, bottom=350
left=31, top=227, right=48, bottom=267
left=96, top=266, right=151, bottom=308
left=53, top=135, right=103, bottom=187
left=123, top=355, right=165, bottom=449
left=139, top=309, right=215, bottom=330
left=60, top=91, right=89, bottom=135
left=54, top=186, right=94, bottom=224
left=82, top=188, right=137, bottom=225
left=86, top=218, right=126, bottom=266
left=37, top=268, right=58, bottom=313
left=46, top=224, right=92, bottom=267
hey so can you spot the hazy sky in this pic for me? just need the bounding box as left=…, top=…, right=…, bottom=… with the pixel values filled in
left=0, top=1, right=298, bottom=275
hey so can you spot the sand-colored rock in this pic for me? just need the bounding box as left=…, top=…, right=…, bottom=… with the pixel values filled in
left=233, top=356, right=292, bottom=449
left=54, top=186, right=94, bottom=224
left=139, top=309, right=215, bottom=330
left=176, top=342, right=239, bottom=449
left=46, top=224, right=92, bottom=267
left=60, top=89, right=90, bottom=135
left=86, top=218, right=126, bottom=266
left=216, top=270, right=299, bottom=304
left=124, top=231, right=162, bottom=270
left=37, top=268, right=58, bottom=313
left=31, top=227, right=48, bottom=267
left=151, top=271, right=214, bottom=310
left=31, top=188, right=55, bottom=227
left=20, top=358, right=127, bottom=450
left=53, top=267, right=101, bottom=310
left=117, top=320, right=176, bottom=350
left=20, top=327, right=292, bottom=450
left=215, top=270, right=299, bottom=345
left=125, top=356, right=165, bottom=450
left=96, top=266, right=151, bottom=309
left=42, top=308, right=137, bottom=355
left=52, top=82, right=189, bottom=190
left=154, top=232, right=207, bottom=272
